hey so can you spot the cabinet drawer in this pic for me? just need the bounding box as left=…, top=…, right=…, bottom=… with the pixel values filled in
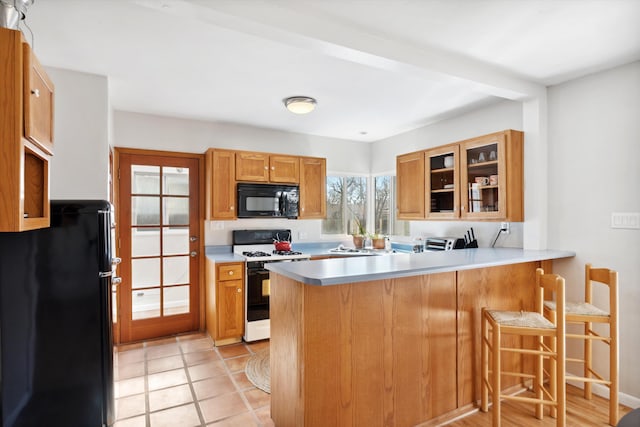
left=217, top=263, right=243, bottom=281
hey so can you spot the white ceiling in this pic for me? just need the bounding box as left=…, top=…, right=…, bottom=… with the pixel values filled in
left=23, top=0, right=640, bottom=142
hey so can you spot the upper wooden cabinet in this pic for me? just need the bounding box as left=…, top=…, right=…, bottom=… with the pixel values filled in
left=299, top=156, right=326, bottom=219
left=206, top=149, right=236, bottom=220
left=206, top=149, right=326, bottom=220
left=397, top=129, right=523, bottom=222
left=459, top=130, right=523, bottom=221
left=236, top=152, right=299, bottom=183
left=0, top=28, right=53, bottom=232
left=23, top=42, right=54, bottom=155
left=426, top=145, right=460, bottom=220
left=397, top=151, right=425, bottom=219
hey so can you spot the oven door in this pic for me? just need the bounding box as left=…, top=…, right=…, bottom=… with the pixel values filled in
left=246, top=261, right=271, bottom=322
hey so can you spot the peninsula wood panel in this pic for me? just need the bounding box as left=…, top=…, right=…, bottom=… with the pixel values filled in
left=457, top=262, right=539, bottom=407
left=270, top=272, right=457, bottom=427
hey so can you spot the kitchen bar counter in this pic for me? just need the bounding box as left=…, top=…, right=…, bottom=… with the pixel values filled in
left=266, top=247, right=575, bottom=285
left=268, top=248, right=575, bottom=427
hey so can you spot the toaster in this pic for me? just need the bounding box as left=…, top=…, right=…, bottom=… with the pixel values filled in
left=425, top=237, right=465, bottom=251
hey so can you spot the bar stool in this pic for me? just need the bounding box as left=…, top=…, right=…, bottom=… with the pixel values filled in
left=481, top=268, right=566, bottom=427
left=544, top=263, right=619, bottom=426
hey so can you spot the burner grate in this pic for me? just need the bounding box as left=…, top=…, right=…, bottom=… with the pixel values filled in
left=243, top=251, right=271, bottom=257
left=273, top=250, right=303, bottom=256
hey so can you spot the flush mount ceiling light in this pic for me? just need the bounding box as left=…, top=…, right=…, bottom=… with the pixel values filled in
left=283, top=96, right=317, bottom=114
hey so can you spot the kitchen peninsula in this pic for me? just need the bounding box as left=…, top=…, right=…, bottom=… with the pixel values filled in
left=267, top=248, right=574, bottom=427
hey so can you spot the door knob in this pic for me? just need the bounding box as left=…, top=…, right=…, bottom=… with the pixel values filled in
left=190, top=251, right=197, bottom=257
left=190, top=236, right=198, bottom=242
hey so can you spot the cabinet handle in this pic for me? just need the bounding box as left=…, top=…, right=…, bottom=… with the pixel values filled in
left=31, top=89, right=40, bottom=98
left=237, top=288, right=242, bottom=293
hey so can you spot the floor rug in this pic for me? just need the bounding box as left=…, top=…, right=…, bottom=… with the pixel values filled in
left=245, top=348, right=270, bottom=393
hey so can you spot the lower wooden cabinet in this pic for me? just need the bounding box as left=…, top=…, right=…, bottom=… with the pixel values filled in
left=205, top=259, right=244, bottom=345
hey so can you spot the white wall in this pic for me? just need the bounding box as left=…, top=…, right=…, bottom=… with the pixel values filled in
left=547, top=61, right=640, bottom=401
left=371, top=100, right=525, bottom=248
left=113, top=111, right=371, bottom=245
left=46, top=67, right=110, bottom=200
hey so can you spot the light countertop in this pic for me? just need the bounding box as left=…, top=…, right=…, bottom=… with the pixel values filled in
left=265, top=247, right=575, bottom=286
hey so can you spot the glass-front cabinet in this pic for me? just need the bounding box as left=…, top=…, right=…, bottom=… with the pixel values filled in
left=425, top=145, right=459, bottom=219
left=459, top=130, right=523, bottom=221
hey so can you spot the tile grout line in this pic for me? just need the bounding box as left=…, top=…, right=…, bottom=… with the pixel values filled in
left=143, top=342, right=152, bottom=427
left=219, top=343, right=263, bottom=426
left=177, top=336, right=208, bottom=426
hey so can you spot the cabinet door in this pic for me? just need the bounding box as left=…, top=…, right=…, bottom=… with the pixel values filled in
left=236, top=152, right=269, bottom=182
left=397, top=151, right=425, bottom=219
left=459, top=130, right=523, bottom=221
left=23, top=43, right=54, bottom=155
left=270, top=155, right=299, bottom=183
left=206, top=149, right=236, bottom=220
left=299, top=157, right=326, bottom=219
left=425, top=145, right=459, bottom=220
left=216, top=278, right=244, bottom=339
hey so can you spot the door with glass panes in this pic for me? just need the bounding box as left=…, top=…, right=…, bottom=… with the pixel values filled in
left=116, top=150, right=201, bottom=343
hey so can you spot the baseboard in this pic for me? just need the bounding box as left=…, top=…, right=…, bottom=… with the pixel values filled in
left=566, top=370, right=640, bottom=408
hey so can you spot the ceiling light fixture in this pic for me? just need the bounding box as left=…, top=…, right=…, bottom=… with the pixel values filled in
left=284, top=96, right=317, bottom=114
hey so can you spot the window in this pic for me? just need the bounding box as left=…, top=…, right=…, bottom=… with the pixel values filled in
left=322, top=176, right=367, bottom=235
left=374, top=175, right=409, bottom=236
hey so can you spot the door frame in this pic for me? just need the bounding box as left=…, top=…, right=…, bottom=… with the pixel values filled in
left=113, top=147, right=206, bottom=344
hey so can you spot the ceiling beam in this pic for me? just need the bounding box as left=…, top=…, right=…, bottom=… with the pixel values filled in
left=137, top=0, right=545, bottom=100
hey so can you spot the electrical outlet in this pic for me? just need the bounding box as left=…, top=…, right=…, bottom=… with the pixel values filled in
left=500, top=222, right=510, bottom=234
left=213, top=222, right=224, bottom=230
left=298, top=231, right=308, bottom=240
left=611, top=212, right=640, bottom=229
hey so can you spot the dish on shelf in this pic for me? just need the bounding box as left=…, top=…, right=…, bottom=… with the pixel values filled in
left=443, top=184, right=454, bottom=189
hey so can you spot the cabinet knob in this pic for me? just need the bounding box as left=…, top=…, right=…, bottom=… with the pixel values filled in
left=230, top=206, right=234, bottom=210
left=31, top=89, right=40, bottom=98
left=228, top=270, right=234, bottom=275
left=112, top=277, right=122, bottom=286
left=264, top=166, right=268, bottom=170
left=237, top=288, right=242, bottom=293
left=271, top=166, right=275, bottom=170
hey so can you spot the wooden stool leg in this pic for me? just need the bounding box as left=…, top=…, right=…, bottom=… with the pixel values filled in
left=550, top=309, right=557, bottom=419
left=610, top=320, right=619, bottom=426
left=585, top=320, right=593, bottom=400
left=481, top=310, right=489, bottom=412
left=535, top=334, right=544, bottom=420
left=492, top=323, right=501, bottom=427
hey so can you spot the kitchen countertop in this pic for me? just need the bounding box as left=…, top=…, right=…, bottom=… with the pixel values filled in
left=205, top=246, right=245, bottom=263
left=266, top=247, right=575, bottom=286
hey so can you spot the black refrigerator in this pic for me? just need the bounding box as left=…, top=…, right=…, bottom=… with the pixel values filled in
left=0, top=200, right=115, bottom=427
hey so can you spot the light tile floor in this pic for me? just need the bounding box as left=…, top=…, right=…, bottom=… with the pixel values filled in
left=114, top=333, right=274, bottom=427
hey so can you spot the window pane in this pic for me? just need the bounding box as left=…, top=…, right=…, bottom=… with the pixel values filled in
left=163, top=167, right=189, bottom=196
left=132, top=228, right=160, bottom=257
left=163, top=227, right=189, bottom=256
left=132, top=196, right=160, bottom=226
left=132, top=165, right=160, bottom=194
left=374, top=176, right=391, bottom=235
left=163, top=286, right=189, bottom=316
left=163, top=256, right=189, bottom=285
left=132, top=258, right=160, bottom=289
left=346, top=177, right=367, bottom=234
left=322, top=176, right=344, bottom=234
left=132, top=288, right=160, bottom=320
left=163, top=197, right=189, bottom=226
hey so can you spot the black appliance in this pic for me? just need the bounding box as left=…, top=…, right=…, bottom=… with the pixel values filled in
left=0, top=200, right=116, bottom=427
left=237, top=183, right=299, bottom=218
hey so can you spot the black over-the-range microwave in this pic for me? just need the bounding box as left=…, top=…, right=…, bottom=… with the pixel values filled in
left=237, top=183, right=299, bottom=218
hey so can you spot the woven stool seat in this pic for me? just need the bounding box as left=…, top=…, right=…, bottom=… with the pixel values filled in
left=544, top=301, right=609, bottom=317
left=488, top=310, right=555, bottom=329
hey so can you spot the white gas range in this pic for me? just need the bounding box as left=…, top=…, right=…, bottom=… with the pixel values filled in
left=232, top=229, right=311, bottom=342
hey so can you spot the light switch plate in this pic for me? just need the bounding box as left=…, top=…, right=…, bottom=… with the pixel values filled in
left=611, top=212, right=640, bottom=229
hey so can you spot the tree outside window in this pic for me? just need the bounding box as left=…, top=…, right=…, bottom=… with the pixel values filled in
left=322, top=176, right=367, bottom=235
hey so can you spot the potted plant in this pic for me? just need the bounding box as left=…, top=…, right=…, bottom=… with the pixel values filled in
left=370, top=232, right=386, bottom=249
left=351, top=216, right=366, bottom=249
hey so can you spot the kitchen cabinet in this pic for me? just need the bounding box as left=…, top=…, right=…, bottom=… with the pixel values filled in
left=0, top=28, right=53, bottom=232
left=396, top=129, right=523, bottom=222
left=235, top=151, right=299, bottom=183
left=426, top=145, right=460, bottom=219
left=459, top=130, right=523, bottom=221
left=205, top=259, right=244, bottom=345
left=205, top=149, right=236, bottom=220
left=299, top=156, right=326, bottom=219
left=397, top=151, right=425, bottom=219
